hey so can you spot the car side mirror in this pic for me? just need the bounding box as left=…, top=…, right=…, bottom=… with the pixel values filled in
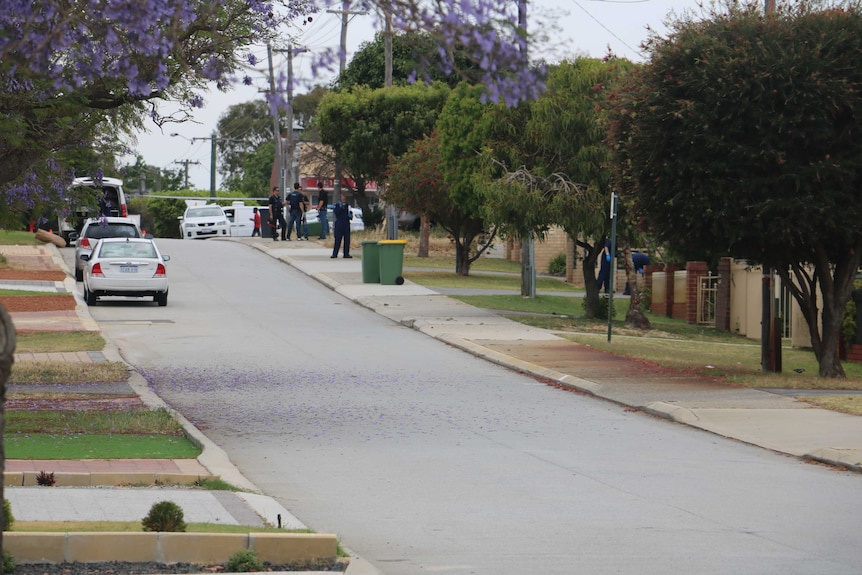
left=80, top=254, right=90, bottom=262
left=144, top=232, right=154, bottom=239
left=69, top=232, right=79, bottom=242
left=162, top=255, right=171, bottom=262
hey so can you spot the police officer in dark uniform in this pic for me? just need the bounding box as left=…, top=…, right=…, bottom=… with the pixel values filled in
left=286, top=183, right=304, bottom=240
left=268, top=186, right=286, bottom=241
left=331, top=193, right=353, bottom=258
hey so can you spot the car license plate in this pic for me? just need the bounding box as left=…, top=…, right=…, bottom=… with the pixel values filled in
left=120, top=266, right=138, bottom=273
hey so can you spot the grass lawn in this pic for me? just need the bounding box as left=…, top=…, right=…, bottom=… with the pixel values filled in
left=5, top=433, right=200, bottom=459
left=10, top=360, right=129, bottom=384
left=0, top=230, right=40, bottom=246
left=6, top=407, right=200, bottom=459
left=406, top=270, right=578, bottom=292
left=15, top=331, right=105, bottom=353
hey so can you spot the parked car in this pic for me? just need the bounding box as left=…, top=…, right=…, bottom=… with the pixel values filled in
left=81, top=237, right=170, bottom=306
left=397, top=210, right=421, bottom=231
left=58, top=177, right=129, bottom=244
left=306, top=206, right=365, bottom=233
left=179, top=204, right=231, bottom=239
left=72, top=216, right=143, bottom=281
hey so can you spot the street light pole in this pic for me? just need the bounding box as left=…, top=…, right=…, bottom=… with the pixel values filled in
left=209, top=132, right=217, bottom=200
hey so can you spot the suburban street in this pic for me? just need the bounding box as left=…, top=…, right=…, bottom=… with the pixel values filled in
left=68, top=238, right=862, bottom=575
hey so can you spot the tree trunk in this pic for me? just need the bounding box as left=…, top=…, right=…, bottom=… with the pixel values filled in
left=455, top=238, right=470, bottom=276
left=0, top=303, right=16, bottom=556
left=777, top=251, right=860, bottom=378
left=622, top=245, right=651, bottom=330
left=418, top=215, right=430, bottom=258
left=578, top=240, right=600, bottom=319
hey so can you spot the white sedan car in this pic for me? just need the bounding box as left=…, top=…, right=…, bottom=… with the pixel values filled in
left=179, top=204, right=230, bottom=239
left=82, top=237, right=170, bottom=306
left=306, top=206, right=365, bottom=233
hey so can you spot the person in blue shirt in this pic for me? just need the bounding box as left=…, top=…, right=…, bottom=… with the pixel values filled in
left=285, top=183, right=304, bottom=240
left=331, top=194, right=353, bottom=258
left=597, top=240, right=611, bottom=293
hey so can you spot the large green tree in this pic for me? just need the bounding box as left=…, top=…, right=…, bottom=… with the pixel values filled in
left=336, top=31, right=481, bottom=91
left=437, top=83, right=504, bottom=275
left=478, top=58, right=634, bottom=316
left=316, top=82, right=450, bottom=218
left=387, top=130, right=451, bottom=257
left=606, top=1, right=862, bottom=377
left=216, top=100, right=275, bottom=191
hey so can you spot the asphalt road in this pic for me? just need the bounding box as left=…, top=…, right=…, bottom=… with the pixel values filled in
left=69, top=239, right=862, bottom=575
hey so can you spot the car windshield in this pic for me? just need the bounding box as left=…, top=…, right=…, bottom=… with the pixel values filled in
left=99, top=242, right=157, bottom=259
left=187, top=207, right=223, bottom=218
left=85, top=224, right=140, bottom=239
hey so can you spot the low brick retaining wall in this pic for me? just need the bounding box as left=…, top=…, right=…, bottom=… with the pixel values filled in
left=5, top=532, right=339, bottom=565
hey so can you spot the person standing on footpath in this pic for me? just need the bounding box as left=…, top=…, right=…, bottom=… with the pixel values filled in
left=596, top=240, right=611, bottom=293
left=316, top=182, right=328, bottom=239
left=331, top=193, right=353, bottom=258
left=286, top=183, right=304, bottom=240
left=250, top=207, right=261, bottom=237
left=268, top=187, right=286, bottom=241
left=299, top=187, right=311, bottom=240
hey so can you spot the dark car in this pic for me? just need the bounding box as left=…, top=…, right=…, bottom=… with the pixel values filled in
left=72, top=217, right=142, bottom=281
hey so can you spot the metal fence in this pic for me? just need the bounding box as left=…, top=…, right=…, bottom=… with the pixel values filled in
left=697, top=274, right=720, bottom=325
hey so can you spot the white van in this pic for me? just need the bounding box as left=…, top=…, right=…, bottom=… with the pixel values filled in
left=223, top=202, right=260, bottom=237
left=58, top=177, right=128, bottom=244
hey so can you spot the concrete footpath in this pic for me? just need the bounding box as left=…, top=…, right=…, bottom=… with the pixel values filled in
left=3, top=237, right=862, bottom=570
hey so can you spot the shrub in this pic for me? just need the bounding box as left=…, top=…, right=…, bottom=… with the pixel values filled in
left=547, top=253, right=566, bottom=276
left=142, top=500, right=186, bottom=532
left=36, top=470, right=56, bottom=486
left=2, top=550, right=15, bottom=574
left=225, top=549, right=264, bottom=572
left=3, top=498, right=14, bottom=531
left=640, top=285, right=652, bottom=311
left=583, top=294, right=617, bottom=320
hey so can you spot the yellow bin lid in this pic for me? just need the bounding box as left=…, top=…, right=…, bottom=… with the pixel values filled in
left=378, top=240, right=408, bottom=245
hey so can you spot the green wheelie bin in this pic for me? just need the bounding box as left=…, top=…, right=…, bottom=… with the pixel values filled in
left=378, top=239, right=408, bottom=285
left=361, top=241, right=381, bottom=283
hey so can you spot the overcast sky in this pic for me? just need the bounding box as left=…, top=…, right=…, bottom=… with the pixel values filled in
left=123, top=0, right=704, bottom=191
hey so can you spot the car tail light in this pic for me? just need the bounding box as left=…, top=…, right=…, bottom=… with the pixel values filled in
left=154, top=263, right=166, bottom=278
left=91, top=263, right=104, bottom=277
left=81, top=237, right=91, bottom=248
left=121, top=204, right=128, bottom=217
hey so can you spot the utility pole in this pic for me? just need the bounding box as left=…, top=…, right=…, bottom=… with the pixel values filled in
left=517, top=0, right=536, bottom=298
left=267, top=44, right=284, bottom=200
left=173, top=160, right=200, bottom=190
left=761, top=0, right=780, bottom=372
left=327, top=2, right=367, bottom=201
left=209, top=132, right=217, bottom=199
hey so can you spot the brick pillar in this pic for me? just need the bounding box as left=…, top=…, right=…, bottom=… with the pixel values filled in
left=663, top=263, right=683, bottom=318
left=686, top=261, right=709, bottom=325
left=715, top=257, right=732, bottom=331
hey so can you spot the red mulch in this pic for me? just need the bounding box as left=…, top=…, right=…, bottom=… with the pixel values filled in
left=0, top=294, right=76, bottom=313
left=0, top=270, right=67, bottom=281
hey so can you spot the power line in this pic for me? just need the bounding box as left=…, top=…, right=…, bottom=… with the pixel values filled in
left=566, top=0, right=643, bottom=58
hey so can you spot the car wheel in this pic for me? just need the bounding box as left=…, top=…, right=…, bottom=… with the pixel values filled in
left=156, top=291, right=168, bottom=307
left=75, top=266, right=83, bottom=282
left=84, top=286, right=96, bottom=306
